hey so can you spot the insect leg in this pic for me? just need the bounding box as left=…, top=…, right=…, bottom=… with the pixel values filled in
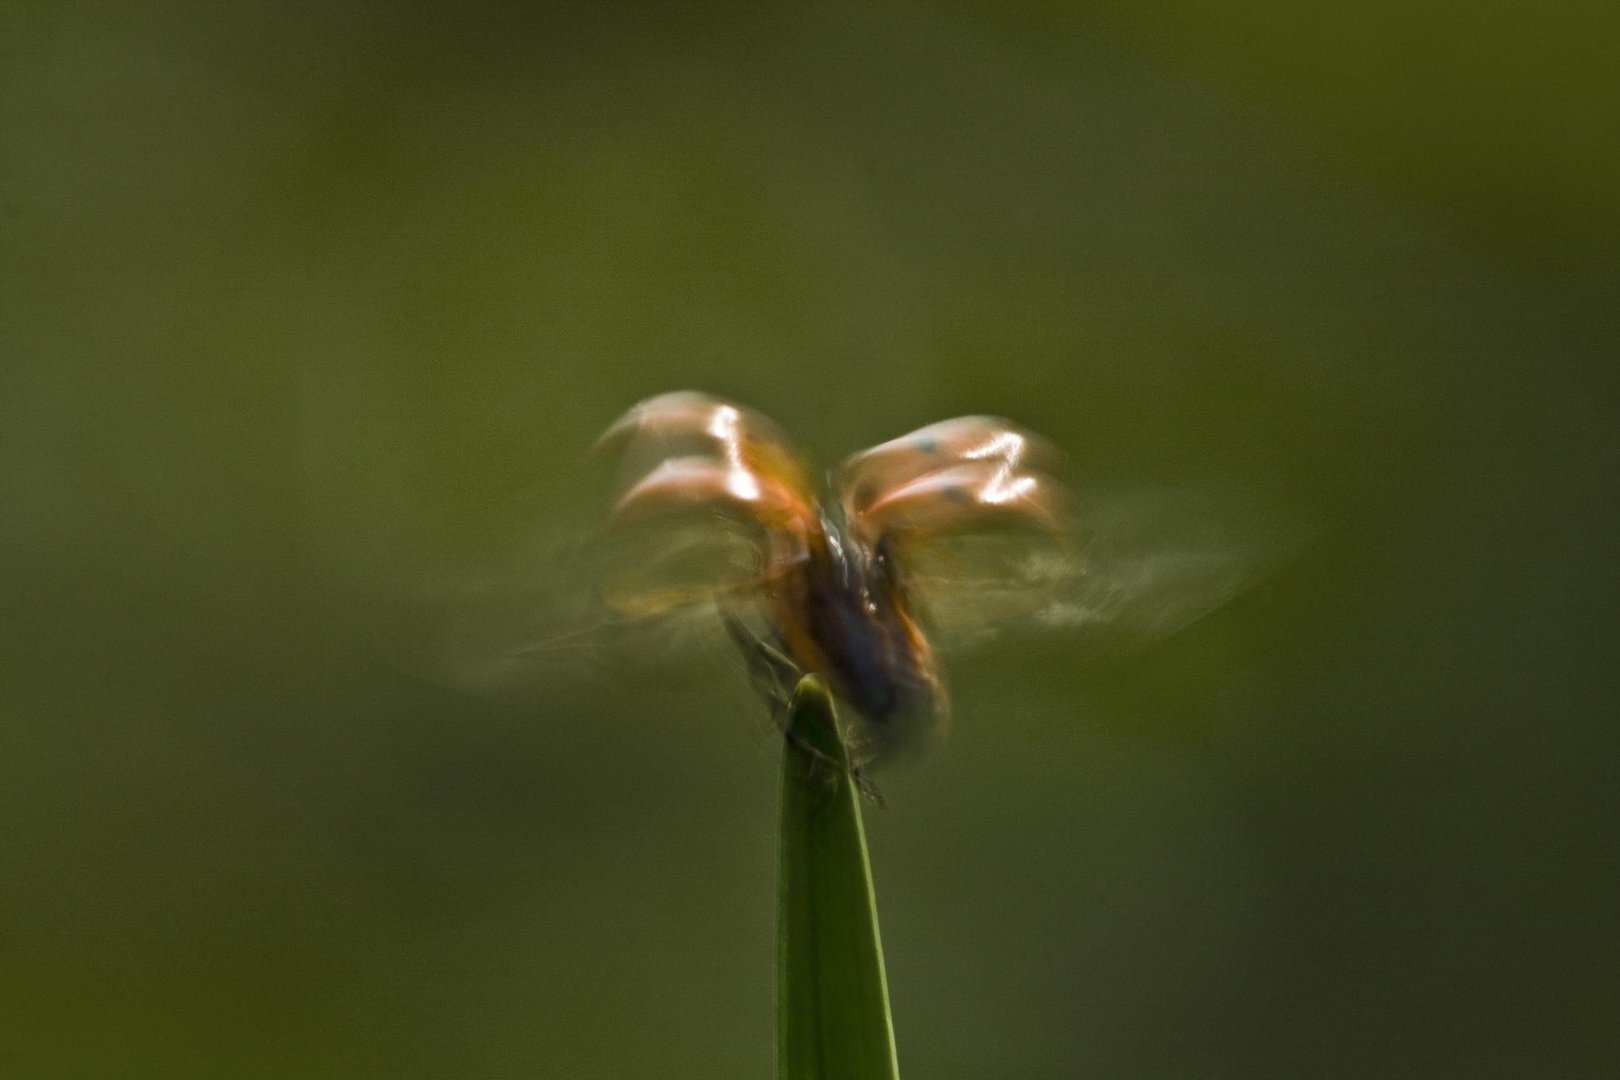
left=719, top=609, right=845, bottom=773
left=719, top=609, right=885, bottom=804
left=720, top=608, right=799, bottom=712
left=840, top=741, right=887, bottom=807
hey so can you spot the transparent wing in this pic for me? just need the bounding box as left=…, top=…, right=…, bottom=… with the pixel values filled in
left=900, top=529, right=1081, bottom=645
left=382, top=526, right=774, bottom=703
left=393, top=392, right=817, bottom=700
left=908, top=484, right=1299, bottom=661
left=836, top=413, right=1080, bottom=645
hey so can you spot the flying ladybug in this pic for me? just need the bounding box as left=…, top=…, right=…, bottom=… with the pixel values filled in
left=411, top=390, right=1286, bottom=774
left=592, top=390, right=1080, bottom=767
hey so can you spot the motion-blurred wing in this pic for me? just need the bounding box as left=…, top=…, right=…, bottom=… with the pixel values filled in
left=391, top=390, right=823, bottom=702
left=839, top=416, right=1063, bottom=535
left=389, top=528, right=773, bottom=703
left=599, top=391, right=817, bottom=535
left=914, top=485, right=1298, bottom=660
left=837, top=415, right=1079, bottom=643
left=591, top=391, right=822, bottom=661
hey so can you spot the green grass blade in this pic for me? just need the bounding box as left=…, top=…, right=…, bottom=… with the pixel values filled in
left=776, top=676, right=900, bottom=1080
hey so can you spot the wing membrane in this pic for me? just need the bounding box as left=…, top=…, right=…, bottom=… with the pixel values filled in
left=396, top=527, right=773, bottom=702
left=914, top=485, right=1298, bottom=659
left=837, top=414, right=1080, bottom=647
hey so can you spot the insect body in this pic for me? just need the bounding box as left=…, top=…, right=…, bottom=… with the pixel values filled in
left=597, top=392, right=1074, bottom=762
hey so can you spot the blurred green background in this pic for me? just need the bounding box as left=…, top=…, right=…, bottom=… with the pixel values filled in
left=3, top=3, right=1616, bottom=1077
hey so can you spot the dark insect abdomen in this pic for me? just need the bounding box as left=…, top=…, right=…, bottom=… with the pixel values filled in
left=771, top=521, right=934, bottom=736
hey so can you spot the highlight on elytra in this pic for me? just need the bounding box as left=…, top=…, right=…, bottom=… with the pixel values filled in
left=596, top=391, right=1078, bottom=769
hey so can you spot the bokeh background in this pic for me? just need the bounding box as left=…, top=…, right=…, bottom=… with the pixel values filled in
left=3, top=4, right=1617, bottom=1077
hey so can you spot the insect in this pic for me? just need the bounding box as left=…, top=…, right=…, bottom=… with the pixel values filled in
left=410, top=390, right=1287, bottom=782
left=594, top=391, right=1078, bottom=767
